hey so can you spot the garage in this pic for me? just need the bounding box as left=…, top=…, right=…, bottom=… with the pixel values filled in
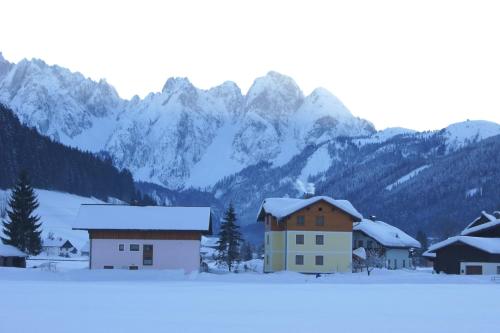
left=465, top=265, right=483, bottom=275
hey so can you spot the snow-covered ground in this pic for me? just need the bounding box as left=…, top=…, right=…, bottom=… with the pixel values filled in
left=0, top=267, right=499, bottom=333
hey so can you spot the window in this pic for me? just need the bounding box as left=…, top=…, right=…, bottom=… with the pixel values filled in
left=394, top=259, right=397, bottom=268
left=295, top=255, right=304, bottom=265
left=387, top=259, right=391, bottom=268
left=103, top=266, right=114, bottom=269
left=316, top=235, right=324, bottom=245
left=119, top=244, right=124, bottom=251
left=129, top=266, right=139, bottom=270
left=403, top=260, right=406, bottom=268
left=315, top=256, right=324, bottom=266
left=130, top=244, right=140, bottom=251
left=266, top=255, right=269, bottom=265
left=367, top=240, right=373, bottom=249
left=266, top=235, right=269, bottom=245
left=497, top=266, right=500, bottom=275
left=296, top=234, right=304, bottom=245
left=318, top=207, right=323, bottom=212
left=357, top=240, right=364, bottom=248
left=143, top=244, right=153, bottom=266
left=296, top=215, right=305, bottom=226
left=315, top=216, right=325, bottom=226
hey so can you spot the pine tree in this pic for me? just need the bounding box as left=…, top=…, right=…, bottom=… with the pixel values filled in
left=216, top=203, right=242, bottom=271
left=1, top=171, right=42, bottom=255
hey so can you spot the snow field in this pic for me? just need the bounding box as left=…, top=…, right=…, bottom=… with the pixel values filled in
left=0, top=268, right=499, bottom=333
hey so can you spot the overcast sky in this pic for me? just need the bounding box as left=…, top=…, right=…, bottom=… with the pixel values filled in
left=1, top=0, right=499, bottom=131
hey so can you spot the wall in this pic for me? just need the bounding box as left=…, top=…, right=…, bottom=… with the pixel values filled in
left=385, top=248, right=411, bottom=269
left=286, top=231, right=352, bottom=273
left=460, top=262, right=500, bottom=275
left=264, top=231, right=285, bottom=272
left=90, top=239, right=200, bottom=272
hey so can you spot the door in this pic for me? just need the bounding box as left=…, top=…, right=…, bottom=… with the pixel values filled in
left=143, top=244, right=153, bottom=266
left=465, top=265, right=483, bottom=275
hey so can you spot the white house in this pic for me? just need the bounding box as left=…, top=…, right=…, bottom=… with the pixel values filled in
left=42, top=237, right=76, bottom=256
left=353, top=218, right=420, bottom=269
left=73, top=205, right=212, bottom=272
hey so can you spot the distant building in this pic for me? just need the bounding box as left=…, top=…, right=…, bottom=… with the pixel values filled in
left=42, top=237, right=76, bottom=256
left=0, top=243, right=27, bottom=268
left=424, top=211, right=500, bottom=275
left=73, top=205, right=212, bottom=272
left=353, top=218, right=420, bottom=269
left=257, top=196, right=362, bottom=274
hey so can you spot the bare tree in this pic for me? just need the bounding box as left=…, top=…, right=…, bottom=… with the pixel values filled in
left=354, top=248, right=386, bottom=276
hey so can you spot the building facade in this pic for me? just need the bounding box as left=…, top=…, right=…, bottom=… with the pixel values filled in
left=73, top=205, right=212, bottom=272
left=257, top=196, right=362, bottom=274
left=352, top=219, right=420, bottom=269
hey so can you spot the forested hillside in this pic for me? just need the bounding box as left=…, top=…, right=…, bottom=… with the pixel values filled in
left=0, top=104, right=135, bottom=201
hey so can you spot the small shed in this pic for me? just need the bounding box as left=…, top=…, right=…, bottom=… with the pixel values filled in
left=426, top=236, right=500, bottom=275
left=0, top=243, right=27, bottom=268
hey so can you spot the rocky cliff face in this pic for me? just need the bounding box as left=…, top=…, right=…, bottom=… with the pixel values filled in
left=0, top=56, right=374, bottom=189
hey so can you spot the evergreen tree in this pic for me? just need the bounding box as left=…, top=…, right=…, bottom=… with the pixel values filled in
left=416, top=230, right=428, bottom=251
left=1, top=171, right=42, bottom=255
left=216, top=203, right=242, bottom=271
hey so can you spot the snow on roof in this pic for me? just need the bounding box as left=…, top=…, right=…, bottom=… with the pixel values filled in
left=353, top=219, right=421, bottom=248
left=427, top=236, right=500, bottom=254
left=73, top=205, right=211, bottom=231
left=422, top=250, right=436, bottom=258
left=42, top=238, right=71, bottom=247
left=0, top=243, right=27, bottom=257
left=353, top=247, right=366, bottom=260
left=201, top=236, right=219, bottom=248
left=461, top=211, right=500, bottom=236
left=257, top=196, right=362, bottom=221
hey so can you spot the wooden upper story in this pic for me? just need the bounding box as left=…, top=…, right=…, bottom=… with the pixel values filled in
left=260, top=198, right=358, bottom=232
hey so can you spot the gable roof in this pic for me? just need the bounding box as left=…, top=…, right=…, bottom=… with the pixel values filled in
left=353, top=219, right=421, bottom=248
left=427, top=236, right=500, bottom=254
left=0, top=243, right=27, bottom=257
left=257, top=196, right=362, bottom=222
left=73, top=205, right=212, bottom=232
left=43, top=238, right=73, bottom=248
left=461, top=211, right=500, bottom=236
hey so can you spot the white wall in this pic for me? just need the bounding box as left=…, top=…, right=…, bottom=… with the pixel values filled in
left=460, top=262, right=500, bottom=275
left=90, top=239, right=200, bottom=272
left=385, top=248, right=412, bottom=269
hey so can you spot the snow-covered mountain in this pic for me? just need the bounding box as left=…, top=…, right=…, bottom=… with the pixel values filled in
left=2, top=54, right=500, bottom=238
left=0, top=55, right=375, bottom=189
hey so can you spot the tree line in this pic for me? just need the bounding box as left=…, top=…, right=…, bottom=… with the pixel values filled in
left=0, top=104, right=135, bottom=202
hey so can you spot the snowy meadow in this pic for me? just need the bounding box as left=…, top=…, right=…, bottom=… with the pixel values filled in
left=1, top=267, right=499, bottom=333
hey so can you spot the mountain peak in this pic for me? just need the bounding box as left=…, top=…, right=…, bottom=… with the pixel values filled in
left=161, top=77, right=194, bottom=94
left=245, top=71, right=304, bottom=114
